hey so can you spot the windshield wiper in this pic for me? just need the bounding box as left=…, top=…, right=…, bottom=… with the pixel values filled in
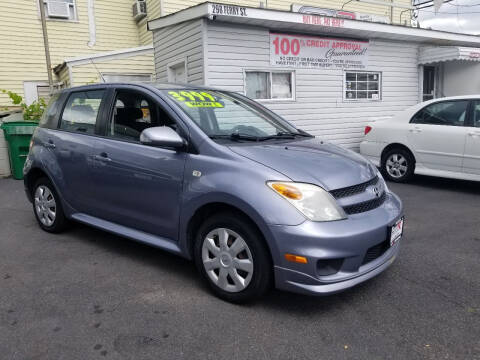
left=209, top=133, right=261, bottom=142
left=276, top=131, right=314, bottom=138
left=209, top=130, right=314, bottom=142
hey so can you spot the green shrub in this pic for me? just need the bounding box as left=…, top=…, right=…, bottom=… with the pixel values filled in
left=1, top=89, right=47, bottom=122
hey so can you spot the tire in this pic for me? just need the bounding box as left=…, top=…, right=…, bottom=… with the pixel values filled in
left=32, top=177, right=68, bottom=233
left=381, top=148, right=415, bottom=183
left=194, top=212, right=272, bottom=303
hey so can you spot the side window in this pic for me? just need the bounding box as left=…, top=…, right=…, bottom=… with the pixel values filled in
left=39, top=93, right=61, bottom=128
left=411, top=101, right=468, bottom=127
left=473, top=101, right=480, bottom=128
left=108, top=90, right=176, bottom=142
left=60, top=90, right=105, bottom=134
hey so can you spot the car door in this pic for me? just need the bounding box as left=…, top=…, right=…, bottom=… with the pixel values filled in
left=463, top=100, right=480, bottom=175
left=407, top=100, right=469, bottom=172
left=52, top=89, right=106, bottom=212
left=90, top=86, right=187, bottom=240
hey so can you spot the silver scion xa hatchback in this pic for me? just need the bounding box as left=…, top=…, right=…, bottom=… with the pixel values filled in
left=24, top=83, right=404, bottom=303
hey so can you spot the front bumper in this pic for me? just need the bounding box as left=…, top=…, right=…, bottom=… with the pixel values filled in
left=269, top=191, right=403, bottom=296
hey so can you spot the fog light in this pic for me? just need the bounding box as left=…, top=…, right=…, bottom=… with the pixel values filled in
left=285, top=253, right=308, bottom=264
left=317, top=258, right=343, bottom=276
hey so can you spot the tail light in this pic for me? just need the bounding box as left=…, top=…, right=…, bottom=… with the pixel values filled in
left=364, top=126, right=372, bottom=135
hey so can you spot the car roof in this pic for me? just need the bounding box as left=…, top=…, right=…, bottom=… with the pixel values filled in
left=61, top=82, right=221, bottom=93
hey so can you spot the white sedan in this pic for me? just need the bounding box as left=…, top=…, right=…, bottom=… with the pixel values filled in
left=360, top=95, right=480, bottom=182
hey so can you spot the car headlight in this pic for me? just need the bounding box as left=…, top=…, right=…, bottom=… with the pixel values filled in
left=376, top=170, right=389, bottom=193
left=267, top=182, right=347, bottom=222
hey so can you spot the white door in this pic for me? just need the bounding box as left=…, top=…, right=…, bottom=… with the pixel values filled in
left=168, top=61, right=186, bottom=83
left=407, top=100, right=469, bottom=172
left=463, top=100, right=480, bottom=175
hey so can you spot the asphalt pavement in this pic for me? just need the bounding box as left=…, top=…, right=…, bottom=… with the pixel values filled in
left=0, top=176, right=479, bottom=360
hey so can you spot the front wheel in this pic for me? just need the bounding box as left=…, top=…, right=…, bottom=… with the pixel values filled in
left=381, top=148, right=415, bottom=183
left=194, top=213, right=272, bottom=303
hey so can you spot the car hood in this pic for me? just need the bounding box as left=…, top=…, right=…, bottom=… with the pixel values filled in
left=228, top=138, right=376, bottom=191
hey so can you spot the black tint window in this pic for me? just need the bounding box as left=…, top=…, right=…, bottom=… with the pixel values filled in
left=473, top=101, right=480, bottom=128
left=108, top=90, right=176, bottom=142
left=60, top=90, right=105, bottom=134
left=39, top=94, right=61, bottom=128
left=411, top=101, right=468, bottom=127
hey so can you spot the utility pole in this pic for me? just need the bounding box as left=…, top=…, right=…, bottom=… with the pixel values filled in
left=38, top=0, right=54, bottom=93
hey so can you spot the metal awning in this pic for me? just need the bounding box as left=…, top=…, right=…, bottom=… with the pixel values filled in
left=149, top=2, right=480, bottom=47
left=419, top=46, right=480, bottom=64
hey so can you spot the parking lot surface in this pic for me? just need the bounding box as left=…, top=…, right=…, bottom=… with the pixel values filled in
left=0, top=176, right=479, bottom=360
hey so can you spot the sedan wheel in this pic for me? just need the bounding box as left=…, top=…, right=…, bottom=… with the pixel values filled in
left=201, top=228, right=254, bottom=293
left=386, top=154, right=408, bottom=179
left=381, top=148, right=415, bottom=183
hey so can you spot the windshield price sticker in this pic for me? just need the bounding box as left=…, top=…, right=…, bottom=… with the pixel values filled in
left=168, top=91, right=224, bottom=108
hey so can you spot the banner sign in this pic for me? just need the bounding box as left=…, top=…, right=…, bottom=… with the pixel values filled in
left=291, top=4, right=390, bottom=24
left=270, top=33, right=369, bottom=70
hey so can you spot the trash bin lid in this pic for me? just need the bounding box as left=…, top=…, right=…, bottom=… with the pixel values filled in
left=0, top=121, right=38, bottom=135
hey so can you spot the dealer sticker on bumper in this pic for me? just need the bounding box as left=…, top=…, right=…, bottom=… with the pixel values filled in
left=390, top=217, right=404, bottom=246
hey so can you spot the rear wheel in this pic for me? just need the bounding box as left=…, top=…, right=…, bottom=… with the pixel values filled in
left=381, top=148, right=415, bottom=183
left=194, top=213, right=272, bottom=303
left=32, top=178, right=68, bottom=233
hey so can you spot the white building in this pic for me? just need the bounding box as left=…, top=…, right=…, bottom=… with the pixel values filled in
left=148, top=2, right=480, bottom=150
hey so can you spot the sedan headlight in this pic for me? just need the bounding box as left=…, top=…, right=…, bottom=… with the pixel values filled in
left=267, top=182, right=347, bottom=222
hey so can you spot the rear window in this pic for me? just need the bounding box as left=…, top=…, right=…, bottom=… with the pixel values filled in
left=59, top=90, right=105, bottom=134
left=39, top=94, right=61, bottom=128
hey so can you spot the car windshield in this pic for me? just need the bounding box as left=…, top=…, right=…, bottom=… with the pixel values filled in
left=160, top=89, right=307, bottom=140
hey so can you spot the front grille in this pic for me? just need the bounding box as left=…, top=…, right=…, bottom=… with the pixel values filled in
left=362, top=239, right=389, bottom=265
left=342, top=191, right=386, bottom=215
left=330, top=176, right=379, bottom=199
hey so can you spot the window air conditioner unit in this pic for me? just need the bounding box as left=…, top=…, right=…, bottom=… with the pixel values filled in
left=46, top=1, right=71, bottom=18
left=133, top=0, right=147, bottom=21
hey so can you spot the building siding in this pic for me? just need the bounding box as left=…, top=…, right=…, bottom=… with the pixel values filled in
left=137, top=0, right=163, bottom=45
left=153, top=19, right=204, bottom=84
left=0, top=0, right=143, bottom=107
left=69, top=53, right=155, bottom=86
left=205, top=22, right=419, bottom=150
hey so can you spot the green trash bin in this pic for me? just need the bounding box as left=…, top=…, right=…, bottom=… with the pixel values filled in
left=0, top=121, right=38, bottom=180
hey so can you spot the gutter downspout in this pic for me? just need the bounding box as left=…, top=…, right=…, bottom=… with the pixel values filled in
left=159, top=0, right=164, bottom=17
left=87, top=0, right=96, bottom=47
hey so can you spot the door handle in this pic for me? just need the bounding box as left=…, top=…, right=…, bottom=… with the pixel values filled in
left=468, top=132, right=480, bottom=137
left=44, top=140, right=56, bottom=149
left=94, top=153, right=112, bottom=162
left=409, top=127, right=422, bottom=133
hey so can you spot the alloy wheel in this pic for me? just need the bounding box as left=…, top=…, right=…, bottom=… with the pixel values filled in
left=386, top=154, right=408, bottom=179
left=201, top=228, right=254, bottom=293
left=34, top=185, right=57, bottom=227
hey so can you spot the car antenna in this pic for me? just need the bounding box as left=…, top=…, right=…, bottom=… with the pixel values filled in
left=89, top=58, right=106, bottom=83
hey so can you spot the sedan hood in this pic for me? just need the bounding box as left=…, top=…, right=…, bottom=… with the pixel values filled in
left=228, top=138, right=376, bottom=191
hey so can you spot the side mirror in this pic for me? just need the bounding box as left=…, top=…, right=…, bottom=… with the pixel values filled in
left=140, top=126, right=185, bottom=149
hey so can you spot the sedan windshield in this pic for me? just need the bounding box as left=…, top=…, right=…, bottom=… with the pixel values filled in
left=160, top=89, right=308, bottom=140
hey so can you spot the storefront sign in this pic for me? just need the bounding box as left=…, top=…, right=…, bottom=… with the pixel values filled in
left=270, top=33, right=369, bottom=70
left=291, top=4, right=390, bottom=24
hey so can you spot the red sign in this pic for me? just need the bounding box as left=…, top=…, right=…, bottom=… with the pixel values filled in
left=302, top=15, right=345, bottom=27
left=270, top=33, right=369, bottom=70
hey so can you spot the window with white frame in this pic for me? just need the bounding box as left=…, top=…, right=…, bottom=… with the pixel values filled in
left=245, top=71, right=294, bottom=100
left=43, top=0, right=77, bottom=21
left=344, top=71, right=381, bottom=101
